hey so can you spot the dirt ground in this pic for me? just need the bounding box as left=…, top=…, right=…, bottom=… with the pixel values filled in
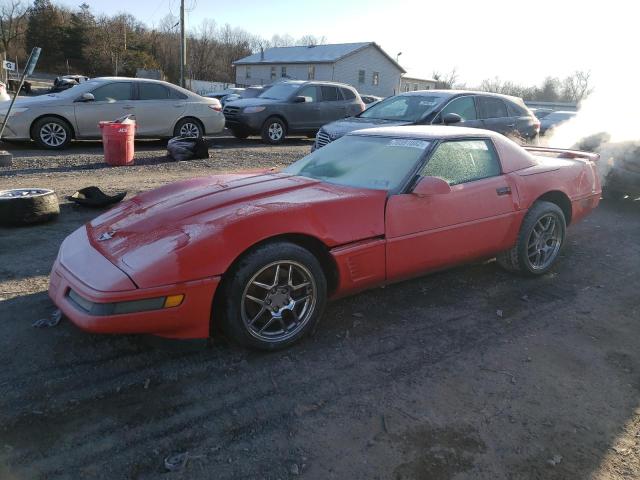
left=1, top=136, right=639, bottom=480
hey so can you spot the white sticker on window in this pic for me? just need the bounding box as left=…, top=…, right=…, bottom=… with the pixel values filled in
left=419, top=100, right=438, bottom=106
left=388, top=139, right=430, bottom=149
left=458, top=141, right=489, bottom=150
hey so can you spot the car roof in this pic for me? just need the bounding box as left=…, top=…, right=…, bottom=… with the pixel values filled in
left=398, top=89, right=523, bottom=102
left=274, top=80, right=356, bottom=89
left=350, top=125, right=504, bottom=140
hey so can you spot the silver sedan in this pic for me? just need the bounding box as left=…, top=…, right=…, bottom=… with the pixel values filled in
left=0, top=77, right=225, bottom=149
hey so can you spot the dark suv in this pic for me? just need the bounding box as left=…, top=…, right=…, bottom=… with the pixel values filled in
left=314, top=90, right=540, bottom=149
left=223, top=80, right=365, bottom=144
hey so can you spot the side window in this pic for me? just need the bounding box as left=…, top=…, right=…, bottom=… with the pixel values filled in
left=439, top=96, right=477, bottom=121
left=421, top=140, right=501, bottom=186
left=245, top=66, right=251, bottom=79
left=307, top=65, right=315, bottom=80
left=478, top=97, right=508, bottom=119
left=91, top=82, right=132, bottom=102
left=168, top=87, right=188, bottom=99
left=138, top=83, right=169, bottom=100
left=281, top=66, right=287, bottom=77
left=298, top=85, right=319, bottom=103
left=358, top=70, right=365, bottom=84
left=270, top=66, right=276, bottom=80
left=341, top=87, right=356, bottom=100
left=506, top=100, right=527, bottom=117
left=320, top=86, right=339, bottom=101
left=372, top=72, right=379, bottom=86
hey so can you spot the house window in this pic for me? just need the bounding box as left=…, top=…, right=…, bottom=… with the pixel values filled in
left=372, top=72, right=379, bottom=86
left=358, top=70, right=365, bottom=84
left=270, top=66, right=276, bottom=80
left=281, top=66, right=287, bottom=77
left=413, top=83, right=418, bottom=91
left=307, top=65, right=315, bottom=80
left=245, top=66, right=251, bottom=79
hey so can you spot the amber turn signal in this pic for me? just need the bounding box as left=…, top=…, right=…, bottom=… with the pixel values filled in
left=163, top=294, right=184, bottom=308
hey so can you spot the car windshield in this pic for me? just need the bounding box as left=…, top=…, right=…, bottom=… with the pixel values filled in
left=359, top=94, right=446, bottom=121
left=259, top=83, right=301, bottom=100
left=284, top=135, right=430, bottom=191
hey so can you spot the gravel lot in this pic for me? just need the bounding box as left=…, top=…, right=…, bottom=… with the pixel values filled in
left=1, top=136, right=639, bottom=479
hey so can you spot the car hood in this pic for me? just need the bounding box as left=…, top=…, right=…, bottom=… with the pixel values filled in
left=87, top=172, right=387, bottom=288
left=0, top=94, right=68, bottom=111
left=225, top=97, right=280, bottom=108
left=322, top=117, right=413, bottom=139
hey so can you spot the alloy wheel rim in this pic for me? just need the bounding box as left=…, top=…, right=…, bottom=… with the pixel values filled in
left=180, top=122, right=200, bottom=137
left=241, top=260, right=317, bottom=343
left=40, top=123, right=66, bottom=147
left=268, top=123, right=283, bottom=141
left=526, top=213, right=563, bottom=270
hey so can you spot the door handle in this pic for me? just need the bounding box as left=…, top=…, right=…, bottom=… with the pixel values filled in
left=506, top=123, right=515, bottom=128
left=496, top=186, right=511, bottom=196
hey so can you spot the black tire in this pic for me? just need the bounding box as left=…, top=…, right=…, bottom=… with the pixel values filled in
left=261, top=117, right=286, bottom=144
left=173, top=117, right=204, bottom=138
left=0, top=188, right=60, bottom=226
left=602, top=187, right=626, bottom=201
left=220, top=241, right=327, bottom=350
left=32, top=116, right=72, bottom=149
left=496, top=201, right=566, bottom=276
left=230, top=128, right=250, bottom=139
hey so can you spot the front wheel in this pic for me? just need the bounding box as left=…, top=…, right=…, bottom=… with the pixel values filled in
left=32, top=117, right=72, bottom=149
left=497, top=201, right=566, bottom=276
left=220, top=242, right=327, bottom=350
left=261, top=117, right=286, bottom=144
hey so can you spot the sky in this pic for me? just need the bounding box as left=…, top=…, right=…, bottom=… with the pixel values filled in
left=58, top=0, right=638, bottom=90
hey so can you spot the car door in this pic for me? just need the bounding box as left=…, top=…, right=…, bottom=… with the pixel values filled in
left=385, top=138, right=520, bottom=281
left=319, top=85, right=346, bottom=123
left=287, top=85, right=322, bottom=131
left=131, top=82, right=187, bottom=137
left=477, top=96, right=515, bottom=136
left=431, top=95, right=484, bottom=128
left=73, top=81, right=134, bottom=138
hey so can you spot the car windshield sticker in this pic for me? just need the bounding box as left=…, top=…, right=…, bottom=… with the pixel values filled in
left=419, top=100, right=439, bottom=106
left=388, top=139, right=430, bottom=149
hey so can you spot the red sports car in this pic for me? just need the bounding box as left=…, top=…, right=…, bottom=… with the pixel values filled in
left=49, top=126, right=601, bottom=350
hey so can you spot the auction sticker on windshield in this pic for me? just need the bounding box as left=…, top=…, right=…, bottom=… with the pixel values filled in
left=388, top=139, right=430, bottom=149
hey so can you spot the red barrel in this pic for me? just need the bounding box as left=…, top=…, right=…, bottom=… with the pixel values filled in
left=99, top=120, right=135, bottom=166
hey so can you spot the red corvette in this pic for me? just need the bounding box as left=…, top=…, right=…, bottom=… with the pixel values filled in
left=49, top=126, right=601, bottom=349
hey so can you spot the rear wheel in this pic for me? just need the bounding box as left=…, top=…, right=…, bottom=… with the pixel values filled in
left=497, top=201, right=566, bottom=276
left=261, top=117, right=286, bottom=144
left=220, top=242, right=327, bottom=350
left=32, top=116, right=72, bottom=149
left=174, top=117, right=204, bottom=138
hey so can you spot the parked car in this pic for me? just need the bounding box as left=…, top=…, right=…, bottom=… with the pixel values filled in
left=360, top=94, right=383, bottom=104
left=539, top=110, right=576, bottom=135
left=215, top=86, right=267, bottom=107
left=49, top=126, right=601, bottom=350
left=314, top=90, right=540, bottom=149
left=530, top=107, right=553, bottom=119
left=223, top=80, right=365, bottom=144
left=205, top=88, right=245, bottom=100
left=0, top=77, right=225, bottom=149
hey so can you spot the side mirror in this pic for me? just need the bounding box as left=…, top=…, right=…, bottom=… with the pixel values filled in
left=293, top=96, right=309, bottom=103
left=413, top=176, right=451, bottom=196
left=78, top=92, right=95, bottom=102
left=442, top=113, right=462, bottom=125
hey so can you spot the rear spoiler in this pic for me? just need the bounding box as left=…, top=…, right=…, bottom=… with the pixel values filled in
left=524, top=146, right=600, bottom=162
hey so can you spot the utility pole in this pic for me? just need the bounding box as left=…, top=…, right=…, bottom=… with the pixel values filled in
left=179, top=0, right=186, bottom=87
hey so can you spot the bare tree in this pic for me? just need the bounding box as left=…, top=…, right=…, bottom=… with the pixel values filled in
left=432, top=68, right=458, bottom=89
left=562, top=70, right=593, bottom=103
left=0, top=0, right=27, bottom=59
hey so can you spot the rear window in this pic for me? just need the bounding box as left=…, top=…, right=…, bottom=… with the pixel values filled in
left=478, top=96, right=508, bottom=119
left=506, top=100, right=528, bottom=116
left=341, top=87, right=356, bottom=100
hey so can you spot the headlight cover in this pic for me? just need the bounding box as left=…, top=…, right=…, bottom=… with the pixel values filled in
left=243, top=106, right=266, bottom=114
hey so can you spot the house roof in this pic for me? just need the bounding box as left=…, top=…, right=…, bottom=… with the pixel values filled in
left=233, top=42, right=406, bottom=73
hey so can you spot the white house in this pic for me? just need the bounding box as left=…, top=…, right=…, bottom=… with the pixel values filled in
left=400, top=76, right=437, bottom=92
left=233, top=42, right=406, bottom=97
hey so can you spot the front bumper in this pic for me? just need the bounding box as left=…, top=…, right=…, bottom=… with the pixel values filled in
left=48, top=229, right=220, bottom=339
left=606, top=166, right=640, bottom=196
left=223, top=112, right=266, bottom=132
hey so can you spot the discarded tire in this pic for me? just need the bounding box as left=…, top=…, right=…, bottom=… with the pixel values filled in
left=0, top=150, right=12, bottom=167
left=0, top=188, right=60, bottom=226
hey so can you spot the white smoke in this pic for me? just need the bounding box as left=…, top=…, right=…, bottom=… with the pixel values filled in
left=544, top=90, right=640, bottom=190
